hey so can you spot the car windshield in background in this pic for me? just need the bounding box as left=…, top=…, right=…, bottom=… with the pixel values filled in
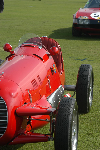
left=84, top=0, right=100, bottom=8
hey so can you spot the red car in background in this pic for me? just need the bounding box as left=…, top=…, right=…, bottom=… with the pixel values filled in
left=72, top=0, right=100, bottom=36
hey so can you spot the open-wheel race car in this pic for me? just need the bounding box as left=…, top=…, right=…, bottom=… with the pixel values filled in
left=72, top=0, right=100, bottom=36
left=0, top=33, right=94, bottom=150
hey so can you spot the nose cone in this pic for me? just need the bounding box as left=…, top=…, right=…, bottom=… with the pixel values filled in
left=0, top=78, right=23, bottom=145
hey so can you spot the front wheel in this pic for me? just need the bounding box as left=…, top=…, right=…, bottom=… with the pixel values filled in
left=76, top=64, right=94, bottom=114
left=54, top=97, right=78, bottom=150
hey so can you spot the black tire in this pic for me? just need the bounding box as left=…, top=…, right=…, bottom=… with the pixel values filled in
left=72, top=25, right=81, bottom=37
left=54, top=97, right=78, bottom=150
left=76, top=64, right=94, bottom=114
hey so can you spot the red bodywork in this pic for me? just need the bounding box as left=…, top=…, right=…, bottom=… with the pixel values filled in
left=0, top=36, right=65, bottom=145
left=73, top=7, right=100, bottom=35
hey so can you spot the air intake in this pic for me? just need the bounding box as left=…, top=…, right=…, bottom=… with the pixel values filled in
left=0, top=97, right=8, bottom=138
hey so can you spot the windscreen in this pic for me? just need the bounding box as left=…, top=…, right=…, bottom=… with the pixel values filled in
left=18, top=33, right=42, bottom=48
left=84, top=0, right=100, bottom=8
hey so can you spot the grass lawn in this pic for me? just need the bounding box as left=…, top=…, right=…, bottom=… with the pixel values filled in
left=0, top=0, right=100, bottom=149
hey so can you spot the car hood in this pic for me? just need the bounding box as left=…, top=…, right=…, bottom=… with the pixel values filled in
left=0, top=55, right=47, bottom=93
left=76, top=8, right=100, bottom=20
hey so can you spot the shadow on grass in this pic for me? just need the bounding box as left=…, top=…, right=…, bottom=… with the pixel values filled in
left=0, top=144, right=25, bottom=150
left=49, top=27, right=100, bottom=41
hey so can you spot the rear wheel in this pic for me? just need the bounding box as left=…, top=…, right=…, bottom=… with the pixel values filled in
left=54, top=97, right=78, bottom=150
left=76, top=64, right=94, bottom=114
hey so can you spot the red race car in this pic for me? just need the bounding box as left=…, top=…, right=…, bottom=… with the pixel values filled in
left=72, top=0, right=100, bottom=36
left=0, top=33, right=94, bottom=150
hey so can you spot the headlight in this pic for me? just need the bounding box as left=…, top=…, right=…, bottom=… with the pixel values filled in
left=78, top=19, right=90, bottom=24
left=83, top=19, right=90, bottom=24
left=79, top=19, right=84, bottom=24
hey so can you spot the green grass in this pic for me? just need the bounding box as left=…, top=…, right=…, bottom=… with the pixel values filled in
left=0, top=0, right=100, bottom=149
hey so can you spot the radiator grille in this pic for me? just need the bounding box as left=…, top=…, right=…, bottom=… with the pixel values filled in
left=0, top=97, right=8, bottom=138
